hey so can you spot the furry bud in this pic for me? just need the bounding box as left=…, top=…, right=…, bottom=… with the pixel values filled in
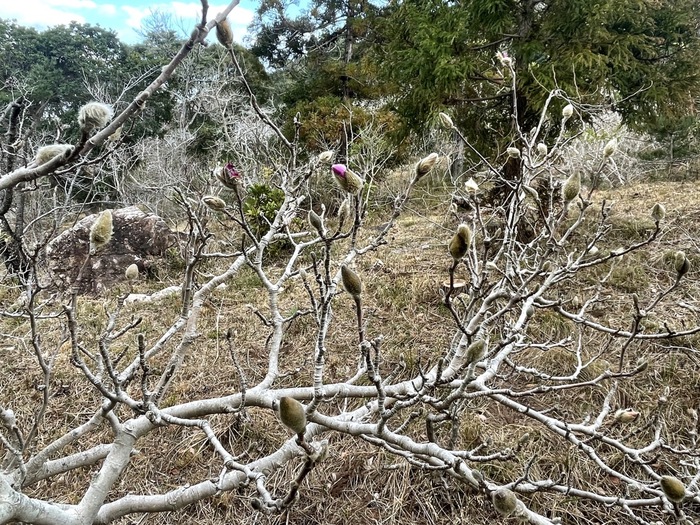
left=660, top=475, right=686, bottom=503
left=537, top=142, right=548, bottom=156
left=78, top=102, right=113, bottom=134
left=337, top=198, right=351, bottom=223
left=449, top=224, right=472, bottom=261
left=215, top=18, right=233, bottom=47
left=674, top=251, right=690, bottom=277
left=125, top=263, right=139, bottom=281
left=603, top=137, right=618, bottom=158
left=465, top=340, right=486, bottom=365
left=464, top=178, right=479, bottom=193
left=341, top=265, right=362, bottom=298
left=439, top=112, right=454, bottom=129
left=651, top=203, right=665, bottom=223
left=613, top=408, right=639, bottom=424
left=506, top=147, right=521, bottom=159
left=202, top=195, right=227, bottom=211
left=562, top=172, right=581, bottom=202
left=34, top=144, right=73, bottom=165
left=318, top=150, right=335, bottom=164
left=562, top=104, right=574, bottom=120
left=89, top=210, right=113, bottom=253
left=331, top=164, right=364, bottom=195
left=279, top=397, right=307, bottom=435
left=415, top=152, right=439, bottom=179
left=492, top=488, right=518, bottom=516
left=0, top=408, right=16, bottom=429
left=308, top=210, right=325, bottom=236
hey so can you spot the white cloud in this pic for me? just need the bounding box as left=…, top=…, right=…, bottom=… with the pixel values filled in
left=0, top=0, right=87, bottom=27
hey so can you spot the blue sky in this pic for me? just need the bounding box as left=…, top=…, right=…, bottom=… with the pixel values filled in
left=0, top=0, right=258, bottom=44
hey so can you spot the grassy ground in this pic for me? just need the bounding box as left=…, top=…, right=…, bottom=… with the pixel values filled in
left=1, top=172, right=699, bottom=524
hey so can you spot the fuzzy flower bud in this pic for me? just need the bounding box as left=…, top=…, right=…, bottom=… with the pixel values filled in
left=341, top=265, right=362, bottom=298
left=537, top=142, right=548, bottom=156
left=465, top=339, right=487, bottom=365
left=331, top=164, right=364, bottom=195
left=318, top=150, right=335, bottom=164
left=492, top=488, right=518, bottom=517
left=337, top=198, right=351, bottom=224
left=603, top=137, right=618, bottom=158
left=215, top=18, right=233, bottom=47
left=506, top=147, right=521, bottom=159
left=89, top=209, right=113, bottom=253
left=464, top=178, right=479, bottom=193
left=674, top=251, right=690, bottom=278
left=125, top=263, right=139, bottom=281
left=562, top=172, right=581, bottom=202
left=308, top=209, right=325, bottom=236
left=562, top=103, right=574, bottom=120
left=449, top=224, right=472, bottom=261
left=34, top=144, right=73, bottom=165
left=613, top=408, right=639, bottom=424
left=651, top=203, right=665, bottom=223
left=0, top=408, right=16, bottom=429
left=660, top=475, right=686, bottom=503
left=415, top=152, right=439, bottom=179
left=278, top=397, right=307, bottom=435
left=438, top=112, right=454, bottom=129
left=202, top=195, right=227, bottom=211
left=78, top=102, right=113, bottom=134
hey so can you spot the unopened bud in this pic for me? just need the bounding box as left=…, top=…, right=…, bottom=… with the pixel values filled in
left=562, top=103, right=574, bottom=120
left=492, top=488, right=518, bottom=516
left=215, top=18, right=233, bottom=47
left=202, top=195, right=227, bottom=211
left=660, top=475, right=686, bottom=503
left=318, top=150, right=335, bottom=164
left=89, top=210, right=113, bottom=253
left=651, top=203, right=665, bottom=223
left=464, top=178, right=479, bottom=193
left=34, top=144, right=73, bottom=165
left=439, top=112, right=454, bottom=129
left=562, top=172, right=581, bottom=202
left=674, top=251, right=690, bottom=277
left=415, top=152, right=439, bottom=179
left=308, top=210, right=325, bottom=236
left=278, top=397, right=307, bottom=434
left=341, top=265, right=362, bottom=298
left=337, top=198, right=351, bottom=223
left=603, top=137, right=618, bottom=158
left=614, top=408, right=639, bottom=424
left=506, top=147, right=521, bottom=159
left=449, top=224, right=472, bottom=261
left=465, top=339, right=486, bottom=365
left=125, top=263, right=139, bottom=281
left=78, top=102, right=113, bottom=134
left=537, top=142, right=548, bottom=156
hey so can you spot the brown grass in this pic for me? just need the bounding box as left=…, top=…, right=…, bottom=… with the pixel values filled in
left=2, top=176, right=700, bottom=524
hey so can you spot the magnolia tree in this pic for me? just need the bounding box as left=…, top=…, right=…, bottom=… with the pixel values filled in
left=0, top=3, right=699, bottom=525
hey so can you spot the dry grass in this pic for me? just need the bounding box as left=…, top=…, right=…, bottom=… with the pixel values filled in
left=2, top=175, right=700, bottom=524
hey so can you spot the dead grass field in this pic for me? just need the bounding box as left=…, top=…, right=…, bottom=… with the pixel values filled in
left=1, top=174, right=699, bottom=524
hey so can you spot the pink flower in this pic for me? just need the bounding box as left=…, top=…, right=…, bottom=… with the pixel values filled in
left=225, top=162, right=240, bottom=179
left=331, top=164, right=347, bottom=178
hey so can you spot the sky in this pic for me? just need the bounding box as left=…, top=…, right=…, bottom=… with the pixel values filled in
left=0, top=0, right=258, bottom=45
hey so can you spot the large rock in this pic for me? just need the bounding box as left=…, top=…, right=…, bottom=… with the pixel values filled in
left=46, top=206, right=175, bottom=294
